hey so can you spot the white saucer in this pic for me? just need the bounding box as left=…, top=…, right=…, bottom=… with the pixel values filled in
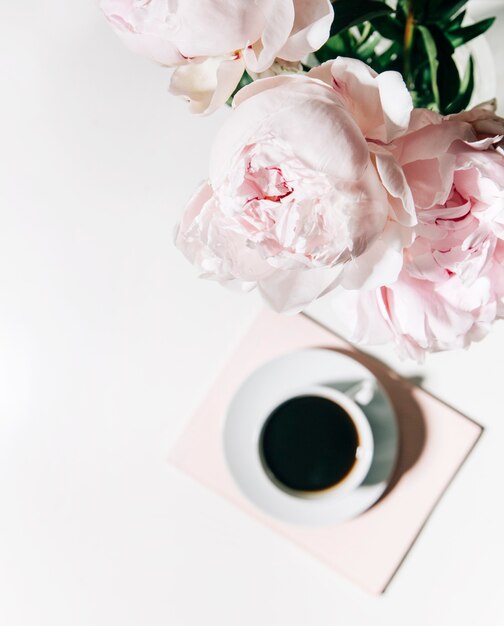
left=223, top=348, right=399, bottom=526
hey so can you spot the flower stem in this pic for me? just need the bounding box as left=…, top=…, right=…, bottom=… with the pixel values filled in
left=403, top=0, right=415, bottom=92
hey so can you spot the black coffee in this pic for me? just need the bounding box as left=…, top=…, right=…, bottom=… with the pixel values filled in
left=260, top=395, right=359, bottom=493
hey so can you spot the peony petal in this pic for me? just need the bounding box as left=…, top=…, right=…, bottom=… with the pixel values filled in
left=169, top=55, right=245, bottom=115
left=175, top=181, right=273, bottom=283
left=340, top=221, right=411, bottom=289
left=406, top=107, right=443, bottom=133
left=388, top=274, right=484, bottom=356
left=279, top=0, right=334, bottom=61
left=102, top=18, right=184, bottom=65
left=406, top=238, right=448, bottom=282
left=212, top=76, right=370, bottom=184
left=330, top=288, right=394, bottom=345
left=232, top=72, right=329, bottom=107
left=309, top=58, right=412, bottom=142
left=402, top=155, right=456, bottom=209
left=309, top=58, right=381, bottom=138
left=376, top=70, right=413, bottom=141
left=447, top=100, right=504, bottom=143
left=171, top=0, right=266, bottom=58
left=259, top=265, right=343, bottom=313
left=243, top=0, right=295, bottom=73
left=374, top=150, right=417, bottom=226
left=175, top=181, right=214, bottom=241
left=395, top=120, right=475, bottom=164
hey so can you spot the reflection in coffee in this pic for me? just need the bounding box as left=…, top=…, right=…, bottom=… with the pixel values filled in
left=260, top=395, right=359, bottom=493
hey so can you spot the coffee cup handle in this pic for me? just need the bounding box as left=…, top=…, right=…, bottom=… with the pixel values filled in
left=344, top=379, right=376, bottom=406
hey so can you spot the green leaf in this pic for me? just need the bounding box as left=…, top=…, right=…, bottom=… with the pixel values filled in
left=396, top=0, right=425, bottom=19
left=356, top=21, right=373, bottom=45
left=411, top=0, right=428, bottom=20
left=226, top=71, right=253, bottom=106
left=446, top=9, right=466, bottom=31
left=375, top=41, right=402, bottom=71
left=444, top=55, right=475, bottom=113
left=430, top=25, right=460, bottom=112
left=329, top=0, right=393, bottom=37
left=445, top=17, right=496, bottom=48
left=315, top=33, right=351, bottom=62
left=429, top=0, right=468, bottom=22
left=356, top=31, right=383, bottom=59
left=417, top=25, right=441, bottom=109
left=370, top=15, right=404, bottom=41
left=395, top=0, right=407, bottom=24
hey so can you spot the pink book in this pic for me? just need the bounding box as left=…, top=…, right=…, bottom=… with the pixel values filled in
left=169, top=310, right=482, bottom=594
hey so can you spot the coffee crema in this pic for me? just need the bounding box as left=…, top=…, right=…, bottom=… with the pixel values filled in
left=259, top=394, right=359, bottom=493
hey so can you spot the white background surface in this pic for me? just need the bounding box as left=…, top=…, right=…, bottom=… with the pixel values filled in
left=1, top=1, right=503, bottom=624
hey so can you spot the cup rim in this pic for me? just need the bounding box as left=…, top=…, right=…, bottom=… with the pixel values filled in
left=257, top=384, right=374, bottom=500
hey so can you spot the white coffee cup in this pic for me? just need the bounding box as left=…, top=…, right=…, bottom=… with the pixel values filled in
left=257, top=384, right=374, bottom=500
left=223, top=349, right=395, bottom=524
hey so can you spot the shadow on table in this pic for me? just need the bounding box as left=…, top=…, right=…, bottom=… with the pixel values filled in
left=320, top=345, right=483, bottom=511
left=323, top=346, right=426, bottom=501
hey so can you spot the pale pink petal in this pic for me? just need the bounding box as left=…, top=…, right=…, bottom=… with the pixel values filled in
left=448, top=99, right=504, bottom=143
left=259, top=265, right=343, bottom=313
left=279, top=0, right=334, bottom=61
left=396, top=120, right=475, bottom=164
left=170, top=0, right=265, bottom=57
left=212, top=76, right=370, bottom=185
left=232, top=72, right=335, bottom=108
left=309, top=59, right=381, bottom=138
left=388, top=277, right=450, bottom=347
left=330, top=288, right=394, bottom=345
left=309, top=58, right=412, bottom=142
left=374, top=150, right=417, bottom=226
left=376, top=70, right=414, bottom=141
left=175, top=182, right=273, bottom=283
left=406, top=107, right=443, bottom=133
left=402, top=155, right=456, bottom=209
left=175, top=181, right=213, bottom=235
left=465, top=135, right=504, bottom=149
left=169, top=55, right=245, bottom=115
left=406, top=240, right=447, bottom=282
left=340, top=221, right=411, bottom=289
left=101, top=2, right=184, bottom=66
left=243, top=0, right=295, bottom=73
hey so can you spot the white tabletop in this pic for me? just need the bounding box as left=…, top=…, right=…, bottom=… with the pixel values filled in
left=1, top=2, right=503, bottom=624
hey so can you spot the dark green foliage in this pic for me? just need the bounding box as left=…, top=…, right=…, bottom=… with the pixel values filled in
left=330, top=0, right=393, bottom=36
left=313, top=0, right=496, bottom=113
left=445, top=17, right=496, bottom=48
left=444, top=55, right=475, bottom=114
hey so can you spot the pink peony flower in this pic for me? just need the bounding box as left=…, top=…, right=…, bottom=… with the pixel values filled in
left=175, top=61, right=415, bottom=312
left=99, top=0, right=333, bottom=114
left=332, top=106, right=504, bottom=359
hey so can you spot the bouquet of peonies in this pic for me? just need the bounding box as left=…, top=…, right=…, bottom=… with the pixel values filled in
left=100, top=0, right=504, bottom=359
